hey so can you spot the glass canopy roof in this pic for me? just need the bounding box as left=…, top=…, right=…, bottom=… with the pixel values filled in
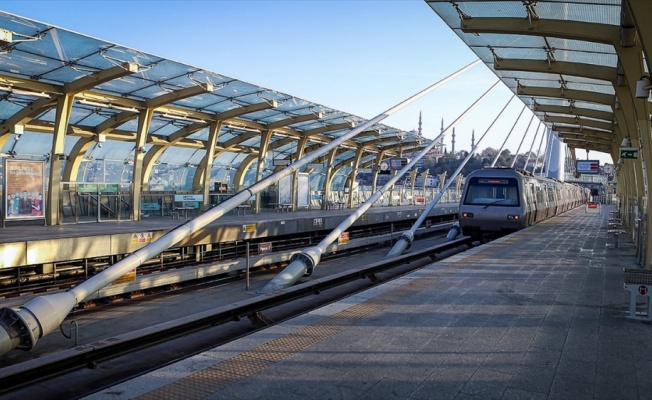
left=426, top=0, right=626, bottom=158
left=0, top=10, right=426, bottom=179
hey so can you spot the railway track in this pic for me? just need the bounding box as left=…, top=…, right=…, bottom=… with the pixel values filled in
left=0, top=235, right=472, bottom=399
left=0, top=218, right=456, bottom=303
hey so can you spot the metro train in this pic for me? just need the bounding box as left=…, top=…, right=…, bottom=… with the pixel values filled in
left=458, top=167, right=590, bottom=239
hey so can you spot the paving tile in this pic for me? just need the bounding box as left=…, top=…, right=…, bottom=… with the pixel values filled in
left=509, top=365, right=556, bottom=394
left=358, top=378, right=422, bottom=400
left=501, top=387, right=548, bottom=400
left=480, top=351, right=526, bottom=375
left=459, top=368, right=512, bottom=398
left=548, top=376, right=594, bottom=400
left=409, top=366, right=475, bottom=400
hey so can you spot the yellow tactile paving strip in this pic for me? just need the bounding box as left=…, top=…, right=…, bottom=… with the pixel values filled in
left=134, top=273, right=450, bottom=399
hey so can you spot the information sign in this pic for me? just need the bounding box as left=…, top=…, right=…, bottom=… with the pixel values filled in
left=258, top=242, right=272, bottom=254
left=112, top=269, right=136, bottom=285
left=576, top=160, right=600, bottom=175
left=620, top=147, right=639, bottom=159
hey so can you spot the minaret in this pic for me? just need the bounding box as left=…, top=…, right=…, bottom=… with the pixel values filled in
left=451, top=126, right=456, bottom=154
left=471, top=129, right=475, bottom=149
left=440, top=118, right=444, bottom=135
left=418, top=111, right=422, bottom=136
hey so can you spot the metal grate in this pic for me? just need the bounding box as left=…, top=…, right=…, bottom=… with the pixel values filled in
left=624, top=269, right=652, bottom=285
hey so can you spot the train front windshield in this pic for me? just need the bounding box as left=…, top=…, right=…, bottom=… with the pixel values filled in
left=463, top=177, right=520, bottom=206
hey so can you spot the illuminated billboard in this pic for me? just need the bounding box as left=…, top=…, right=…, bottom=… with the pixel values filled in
left=576, top=160, right=600, bottom=175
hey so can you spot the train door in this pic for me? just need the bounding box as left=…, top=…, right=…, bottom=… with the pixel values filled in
left=541, top=185, right=548, bottom=219
left=527, top=182, right=536, bottom=226
left=546, top=184, right=555, bottom=218
left=557, top=186, right=564, bottom=212
left=535, top=184, right=545, bottom=223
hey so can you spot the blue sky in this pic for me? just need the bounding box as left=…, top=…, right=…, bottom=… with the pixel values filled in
left=1, top=0, right=613, bottom=164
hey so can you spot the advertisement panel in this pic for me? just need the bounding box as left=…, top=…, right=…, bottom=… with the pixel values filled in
left=297, top=173, right=309, bottom=208
left=4, top=159, right=46, bottom=220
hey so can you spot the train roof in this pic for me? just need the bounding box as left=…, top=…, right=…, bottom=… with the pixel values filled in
left=469, top=167, right=530, bottom=178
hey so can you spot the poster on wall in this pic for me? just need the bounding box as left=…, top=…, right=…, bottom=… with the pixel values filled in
left=297, top=173, right=309, bottom=208
left=4, top=159, right=46, bottom=220
left=278, top=175, right=293, bottom=205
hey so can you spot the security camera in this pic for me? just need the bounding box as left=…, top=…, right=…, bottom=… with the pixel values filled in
left=636, top=76, right=652, bottom=99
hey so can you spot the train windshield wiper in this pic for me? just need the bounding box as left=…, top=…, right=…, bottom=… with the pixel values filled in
left=481, top=198, right=509, bottom=210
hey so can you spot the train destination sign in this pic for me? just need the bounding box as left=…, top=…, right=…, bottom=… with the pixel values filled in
left=620, top=147, right=639, bottom=159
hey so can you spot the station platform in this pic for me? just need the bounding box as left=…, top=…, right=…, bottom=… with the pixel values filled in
left=0, top=203, right=458, bottom=270
left=86, top=204, right=648, bottom=400
left=0, top=203, right=458, bottom=243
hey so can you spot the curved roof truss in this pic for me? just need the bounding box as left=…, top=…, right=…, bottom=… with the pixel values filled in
left=426, top=0, right=651, bottom=162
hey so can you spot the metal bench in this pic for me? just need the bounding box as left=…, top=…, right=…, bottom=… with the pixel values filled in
left=233, top=204, right=251, bottom=216
left=328, top=201, right=346, bottom=210
left=173, top=206, right=193, bottom=219
left=277, top=204, right=292, bottom=213
left=623, top=268, right=652, bottom=320
left=607, top=230, right=626, bottom=248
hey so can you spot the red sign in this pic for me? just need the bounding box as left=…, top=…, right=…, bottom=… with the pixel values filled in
left=639, top=286, right=648, bottom=296
left=588, top=203, right=598, bottom=209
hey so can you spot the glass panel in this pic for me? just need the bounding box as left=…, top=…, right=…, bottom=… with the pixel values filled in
left=463, top=177, right=520, bottom=206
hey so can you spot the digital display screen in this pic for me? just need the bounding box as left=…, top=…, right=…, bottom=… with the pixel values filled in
left=478, top=179, right=509, bottom=185
left=389, top=158, right=408, bottom=170
left=576, top=160, right=600, bottom=175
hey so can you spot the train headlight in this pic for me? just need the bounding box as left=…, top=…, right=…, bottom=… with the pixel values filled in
left=462, top=212, right=473, bottom=218
left=507, top=214, right=520, bottom=220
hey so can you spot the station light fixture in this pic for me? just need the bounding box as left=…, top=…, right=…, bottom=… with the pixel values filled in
left=0, top=84, right=51, bottom=98
left=160, top=113, right=206, bottom=124
left=636, top=75, right=652, bottom=99
left=77, top=99, right=137, bottom=112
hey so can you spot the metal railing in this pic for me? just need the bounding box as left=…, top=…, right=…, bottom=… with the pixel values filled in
left=60, top=182, right=132, bottom=224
